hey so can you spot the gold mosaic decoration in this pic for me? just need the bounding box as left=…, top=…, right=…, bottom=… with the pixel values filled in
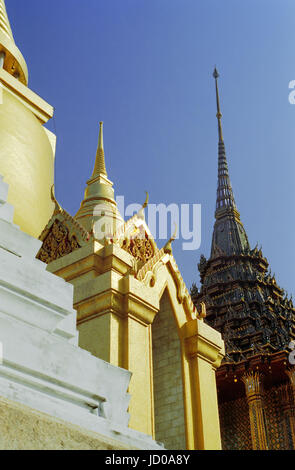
left=37, top=219, right=81, bottom=264
left=121, top=226, right=154, bottom=263
left=219, top=397, right=252, bottom=450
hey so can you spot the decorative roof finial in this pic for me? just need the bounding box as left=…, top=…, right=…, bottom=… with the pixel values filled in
left=137, top=192, right=149, bottom=219
left=213, top=67, right=223, bottom=142
left=50, top=184, right=62, bottom=215
left=164, top=224, right=177, bottom=255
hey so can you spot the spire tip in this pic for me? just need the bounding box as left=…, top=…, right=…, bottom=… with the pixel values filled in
left=90, top=122, right=107, bottom=178
left=213, top=67, right=219, bottom=79
left=98, top=121, right=104, bottom=151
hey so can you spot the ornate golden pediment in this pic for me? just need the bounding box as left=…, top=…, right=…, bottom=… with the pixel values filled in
left=119, top=222, right=155, bottom=264
left=37, top=212, right=91, bottom=265
left=121, top=230, right=154, bottom=264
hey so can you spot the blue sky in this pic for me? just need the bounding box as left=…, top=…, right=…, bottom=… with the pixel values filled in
left=7, top=0, right=295, bottom=297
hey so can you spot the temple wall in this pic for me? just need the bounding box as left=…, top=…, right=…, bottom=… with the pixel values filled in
left=219, top=396, right=252, bottom=450
left=152, top=290, right=186, bottom=449
left=264, top=386, right=290, bottom=450
left=219, top=385, right=293, bottom=450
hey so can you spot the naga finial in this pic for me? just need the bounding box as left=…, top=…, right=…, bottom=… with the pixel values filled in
left=137, top=191, right=149, bottom=219
left=164, top=223, right=177, bottom=254
left=51, top=185, right=62, bottom=214
left=197, top=302, right=207, bottom=319
left=142, top=191, right=149, bottom=209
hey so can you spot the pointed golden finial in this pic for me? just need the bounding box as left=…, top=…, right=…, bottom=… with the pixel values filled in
left=0, top=0, right=28, bottom=84
left=137, top=191, right=149, bottom=219
left=164, top=223, right=178, bottom=254
left=91, top=122, right=107, bottom=179
left=213, top=66, right=223, bottom=142
left=50, top=185, right=62, bottom=215
left=197, top=302, right=207, bottom=319
left=142, top=191, right=149, bottom=210
left=75, top=122, right=124, bottom=233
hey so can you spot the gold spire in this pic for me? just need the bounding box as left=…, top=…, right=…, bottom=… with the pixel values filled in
left=0, top=0, right=13, bottom=40
left=0, top=0, right=28, bottom=85
left=75, top=123, right=123, bottom=235
left=91, top=122, right=107, bottom=179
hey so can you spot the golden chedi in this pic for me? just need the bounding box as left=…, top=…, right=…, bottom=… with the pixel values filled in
left=0, top=0, right=55, bottom=237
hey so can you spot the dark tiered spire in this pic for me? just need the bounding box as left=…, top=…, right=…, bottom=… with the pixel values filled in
left=193, top=68, right=295, bottom=364
left=213, top=67, right=237, bottom=217
left=211, top=68, right=249, bottom=257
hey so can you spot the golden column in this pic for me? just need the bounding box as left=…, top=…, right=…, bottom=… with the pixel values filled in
left=242, top=370, right=268, bottom=450
left=181, top=318, right=224, bottom=450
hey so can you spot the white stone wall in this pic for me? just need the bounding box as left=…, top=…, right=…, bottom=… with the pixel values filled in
left=152, top=290, right=186, bottom=449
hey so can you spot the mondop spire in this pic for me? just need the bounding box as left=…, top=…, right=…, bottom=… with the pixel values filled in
left=211, top=68, right=249, bottom=256
left=213, top=67, right=237, bottom=217
left=0, top=0, right=28, bottom=84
